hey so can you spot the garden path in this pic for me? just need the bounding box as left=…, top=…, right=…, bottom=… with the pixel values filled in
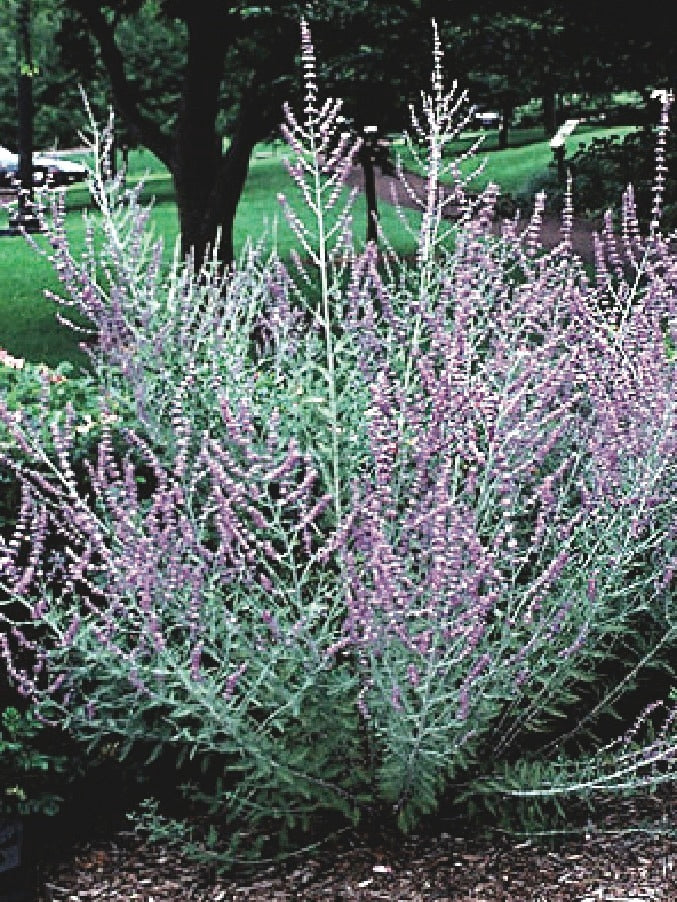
left=345, top=165, right=602, bottom=264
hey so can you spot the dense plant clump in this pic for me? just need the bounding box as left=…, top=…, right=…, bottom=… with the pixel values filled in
left=1, top=22, right=676, bottom=868
left=0, top=355, right=104, bottom=531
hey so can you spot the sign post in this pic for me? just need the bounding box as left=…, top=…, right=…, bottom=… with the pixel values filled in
left=549, top=119, right=579, bottom=185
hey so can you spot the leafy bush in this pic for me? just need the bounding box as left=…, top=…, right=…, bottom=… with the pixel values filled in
left=1, top=22, right=675, bottom=869
left=0, top=354, right=121, bottom=533
left=536, top=100, right=677, bottom=227
left=0, top=705, right=70, bottom=817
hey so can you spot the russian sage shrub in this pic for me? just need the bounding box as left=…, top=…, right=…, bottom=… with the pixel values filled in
left=1, top=20, right=676, bottom=864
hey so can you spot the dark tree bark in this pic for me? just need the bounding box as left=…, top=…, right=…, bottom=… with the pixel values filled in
left=356, top=136, right=398, bottom=245
left=11, top=0, right=41, bottom=232
left=16, top=0, right=33, bottom=199
left=360, top=142, right=379, bottom=245
left=176, top=94, right=272, bottom=267
left=64, top=1, right=290, bottom=268
left=541, top=87, right=558, bottom=138
left=66, top=1, right=172, bottom=163
left=170, top=7, right=231, bottom=264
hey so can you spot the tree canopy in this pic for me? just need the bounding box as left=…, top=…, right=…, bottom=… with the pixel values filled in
left=0, top=0, right=673, bottom=264
left=50, top=0, right=434, bottom=264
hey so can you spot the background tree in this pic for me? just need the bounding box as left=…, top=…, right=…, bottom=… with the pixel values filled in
left=459, top=12, right=546, bottom=146
left=434, top=6, right=574, bottom=142
left=53, top=0, right=432, bottom=266
left=0, top=0, right=96, bottom=148
left=2, top=0, right=674, bottom=261
left=56, top=0, right=291, bottom=266
left=430, top=0, right=675, bottom=138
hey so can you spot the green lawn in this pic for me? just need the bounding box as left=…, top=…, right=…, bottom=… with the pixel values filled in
left=0, top=125, right=638, bottom=368
left=0, top=145, right=426, bottom=368
left=393, top=125, right=639, bottom=197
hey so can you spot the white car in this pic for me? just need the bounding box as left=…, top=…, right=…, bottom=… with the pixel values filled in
left=0, top=145, right=87, bottom=188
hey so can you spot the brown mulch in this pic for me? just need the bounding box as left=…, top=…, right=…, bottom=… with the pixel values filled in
left=36, top=788, right=677, bottom=901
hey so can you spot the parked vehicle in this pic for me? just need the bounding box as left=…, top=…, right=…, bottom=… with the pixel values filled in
left=0, top=145, right=87, bottom=188
left=0, top=146, right=16, bottom=186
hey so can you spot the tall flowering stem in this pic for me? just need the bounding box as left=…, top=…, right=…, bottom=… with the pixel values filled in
left=388, top=20, right=489, bottom=493
left=277, top=18, right=363, bottom=525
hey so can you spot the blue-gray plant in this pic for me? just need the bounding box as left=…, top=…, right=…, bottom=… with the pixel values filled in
left=0, top=22, right=675, bottom=867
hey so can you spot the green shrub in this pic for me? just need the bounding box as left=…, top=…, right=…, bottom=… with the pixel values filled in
left=538, top=104, right=677, bottom=227
left=0, top=355, right=129, bottom=534
left=0, top=706, right=70, bottom=817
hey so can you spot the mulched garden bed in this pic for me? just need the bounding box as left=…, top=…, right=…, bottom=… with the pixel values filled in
left=31, top=786, right=677, bottom=900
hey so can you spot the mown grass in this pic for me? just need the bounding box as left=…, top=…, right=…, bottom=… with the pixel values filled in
left=394, top=124, right=639, bottom=198
left=0, top=145, right=426, bottom=368
left=0, top=125, right=638, bottom=368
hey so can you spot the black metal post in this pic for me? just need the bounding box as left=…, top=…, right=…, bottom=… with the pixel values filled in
left=554, top=144, right=566, bottom=183
left=10, top=0, right=41, bottom=234
left=359, top=126, right=379, bottom=245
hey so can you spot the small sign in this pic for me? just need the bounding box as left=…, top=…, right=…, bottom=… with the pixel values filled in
left=0, top=819, right=23, bottom=874
left=550, top=118, right=579, bottom=149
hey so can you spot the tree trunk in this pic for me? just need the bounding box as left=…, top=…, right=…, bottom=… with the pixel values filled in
left=70, top=1, right=293, bottom=271
left=640, top=87, right=661, bottom=135
left=12, top=0, right=40, bottom=232
left=171, top=10, right=287, bottom=269
left=172, top=9, right=230, bottom=267
left=360, top=143, right=379, bottom=245
left=197, top=108, right=262, bottom=269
